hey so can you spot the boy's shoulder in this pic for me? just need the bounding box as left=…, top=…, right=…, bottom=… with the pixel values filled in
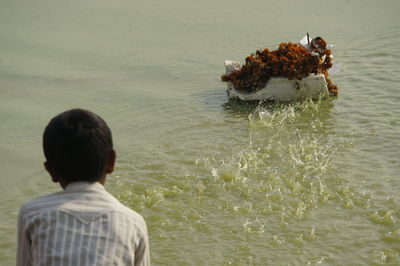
left=19, top=183, right=145, bottom=227
left=19, top=190, right=66, bottom=218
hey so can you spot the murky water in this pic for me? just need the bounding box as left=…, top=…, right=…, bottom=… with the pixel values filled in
left=1, top=0, right=400, bottom=264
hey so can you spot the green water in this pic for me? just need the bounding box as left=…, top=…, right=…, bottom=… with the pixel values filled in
left=1, top=0, right=400, bottom=264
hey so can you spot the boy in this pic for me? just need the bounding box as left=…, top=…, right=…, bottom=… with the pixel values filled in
left=17, top=108, right=150, bottom=266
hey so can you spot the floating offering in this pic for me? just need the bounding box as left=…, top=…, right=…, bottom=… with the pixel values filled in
left=222, top=35, right=339, bottom=101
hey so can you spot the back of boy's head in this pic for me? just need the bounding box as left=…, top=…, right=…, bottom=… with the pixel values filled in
left=43, top=108, right=113, bottom=183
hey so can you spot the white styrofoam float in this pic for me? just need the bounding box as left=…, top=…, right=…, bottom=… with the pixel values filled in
left=224, top=35, right=335, bottom=101
left=224, top=60, right=329, bottom=101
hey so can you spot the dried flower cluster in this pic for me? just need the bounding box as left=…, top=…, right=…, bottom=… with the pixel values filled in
left=222, top=39, right=338, bottom=96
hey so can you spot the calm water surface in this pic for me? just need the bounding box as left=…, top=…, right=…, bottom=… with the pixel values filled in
left=1, top=0, right=400, bottom=265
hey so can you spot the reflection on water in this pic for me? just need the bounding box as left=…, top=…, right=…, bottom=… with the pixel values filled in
left=1, top=0, right=400, bottom=264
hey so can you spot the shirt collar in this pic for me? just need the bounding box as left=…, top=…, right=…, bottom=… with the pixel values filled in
left=64, top=181, right=106, bottom=193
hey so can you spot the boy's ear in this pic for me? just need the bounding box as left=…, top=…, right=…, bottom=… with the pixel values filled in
left=44, top=161, right=60, bottom=183
left=105, top=150, right=116, bottom=174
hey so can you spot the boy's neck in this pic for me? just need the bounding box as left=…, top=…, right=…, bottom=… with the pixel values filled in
left=60, top=177, right=106, bottom=190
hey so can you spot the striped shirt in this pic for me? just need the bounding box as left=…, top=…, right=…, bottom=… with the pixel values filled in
left=17, top=182, right=150, bottom=266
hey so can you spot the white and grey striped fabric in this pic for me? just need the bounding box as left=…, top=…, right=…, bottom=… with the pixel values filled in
left=17, top=182, right=150, bottom=266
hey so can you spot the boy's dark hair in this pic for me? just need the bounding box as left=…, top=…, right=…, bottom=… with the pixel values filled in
left=43, top=108, right=113, bottom=183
